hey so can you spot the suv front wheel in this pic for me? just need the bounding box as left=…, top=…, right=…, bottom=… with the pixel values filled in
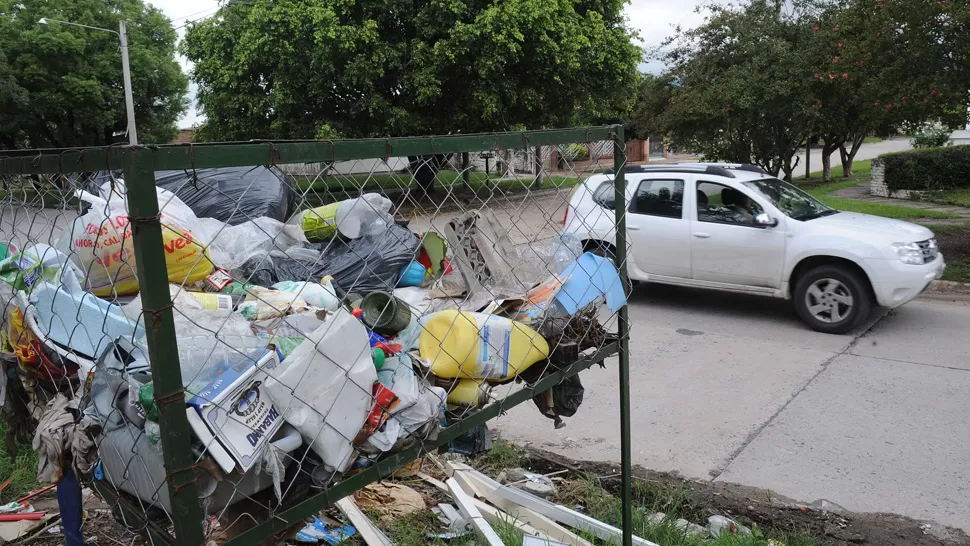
left=794, top=265, right=872, bottom=334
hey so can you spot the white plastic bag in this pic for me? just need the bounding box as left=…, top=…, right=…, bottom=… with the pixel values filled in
left=262, top=308, right=377, bottom=472
left=199, top=217, right=307, bottom=272
left=367, top=354, right=446, bottom=452
left=57, top=180, right=213, bottom=296
left=237, top=286, right=312, bottom=320
left=272, top=280, right=340, bottom=311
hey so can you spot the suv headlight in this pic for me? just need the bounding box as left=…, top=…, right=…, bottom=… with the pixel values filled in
left=892, top=242, right=924, bottom=265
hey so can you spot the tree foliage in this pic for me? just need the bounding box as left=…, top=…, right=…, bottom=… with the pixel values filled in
left=182, top=0, right=641, bottom=141
left=801, top=0, right=970, bottom=177
left=639, top=0, right=970, bottom=181
left=0, top=0, right=188, bottom=149
left=648, top=0, right=816, bottom=180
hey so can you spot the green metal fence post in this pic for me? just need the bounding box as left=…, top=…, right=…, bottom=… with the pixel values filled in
left=124, top=146, right=206, bottom=546
left=612, top=125, right=633, bottom=546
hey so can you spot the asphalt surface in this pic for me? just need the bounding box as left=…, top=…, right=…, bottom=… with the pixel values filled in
left=793, top=137, right=912, bottom=176
left=496, top=287, right=970, bottom=533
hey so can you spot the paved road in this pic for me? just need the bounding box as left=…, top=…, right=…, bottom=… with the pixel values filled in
left=794, top=137, right=912, bottom=176
left=495, top=287, right=970, bottom=533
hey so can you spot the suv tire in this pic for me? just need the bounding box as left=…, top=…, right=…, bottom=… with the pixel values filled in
left=794, top=264, right=872, bottom=334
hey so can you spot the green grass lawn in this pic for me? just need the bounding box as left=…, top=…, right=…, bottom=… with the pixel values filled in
left=0, top=420, right=39, bottom=500
left=798, top=159, right=958, bottom=220
left=942, top=260, right=970, bottom=283
left=927, top=189, right=970, bottom=208
left=799, top=158, right=873, bottom=182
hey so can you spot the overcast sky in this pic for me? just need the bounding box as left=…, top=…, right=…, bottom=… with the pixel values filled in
left=154, top=0, right=713, bottom=127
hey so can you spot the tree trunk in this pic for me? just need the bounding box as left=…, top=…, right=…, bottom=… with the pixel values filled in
left=839, top=134, right=866, bottom=178
left=461, top=152, right=472, bottom=192
left=532, top=146, right=543, bottom=189
left=408, top=155, right=442, bottom=196
left=782, top=154, right=800, bottom=182
left=820, top=137, right=842, bottom=182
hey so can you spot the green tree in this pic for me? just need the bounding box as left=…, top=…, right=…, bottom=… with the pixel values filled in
left=182, top=0, right=641, bottom=142
left=649, top=0, right=817, bottom=180
left=625, top=73, right=673, bottom=140
left=802, top=0, right=970, bottom=179
left=0, top=0, right=188, bottom=149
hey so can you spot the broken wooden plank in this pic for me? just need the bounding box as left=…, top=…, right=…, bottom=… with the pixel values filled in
left=496, top=484, right=660, bottom=546
left=420, top=471, right=552, bottom=540
left=473, top=497, right=553, bottom=540
left=334, top=497, right=392, bottom=546
left=445, top=463, right=593, bottom=546
left=447, top=478, right=504, bottom=546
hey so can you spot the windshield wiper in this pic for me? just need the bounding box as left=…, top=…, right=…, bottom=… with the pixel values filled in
left=797, top=209, right=839, bottom=221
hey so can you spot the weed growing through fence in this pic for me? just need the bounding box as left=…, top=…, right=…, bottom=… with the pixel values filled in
left=556, top=476, right=822, bottom=546
left=473, top=441, right=524, bottom=474
left=0, top=420, right=39, bottom=500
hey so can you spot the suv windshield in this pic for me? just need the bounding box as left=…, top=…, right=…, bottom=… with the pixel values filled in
left=742, top=178, right=837, bottom=221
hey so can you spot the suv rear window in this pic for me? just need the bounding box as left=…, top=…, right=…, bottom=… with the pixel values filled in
left=592, top=181, right=616, bottom=210
left=629, top=179, right=684, bottom=219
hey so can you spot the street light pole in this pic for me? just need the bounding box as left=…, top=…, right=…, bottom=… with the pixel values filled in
left=118, top=21, right=137, bottom=145
left=38, top=17, right=137, bottom=145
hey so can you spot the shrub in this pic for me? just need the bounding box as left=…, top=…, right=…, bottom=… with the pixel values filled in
left=882, top=145, right=970, bottom=192
left=560, top=143, right=590, bottom=161
left=910, top=122, right=953, bottom=149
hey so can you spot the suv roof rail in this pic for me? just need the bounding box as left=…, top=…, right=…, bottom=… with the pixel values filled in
left=601, top=163, right=769, bottom=177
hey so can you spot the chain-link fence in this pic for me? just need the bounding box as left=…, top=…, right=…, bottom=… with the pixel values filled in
left=0, top=126, right=633, bottom=546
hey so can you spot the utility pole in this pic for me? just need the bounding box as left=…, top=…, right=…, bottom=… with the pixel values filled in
left=39, top=18, right=137, bottom=145
left=119, top=21, right=137, bottom=145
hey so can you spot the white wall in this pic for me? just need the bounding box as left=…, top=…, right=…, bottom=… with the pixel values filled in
left=950, top=130, right=970, bottom=146
left=278, top=158, right=409, bottom=177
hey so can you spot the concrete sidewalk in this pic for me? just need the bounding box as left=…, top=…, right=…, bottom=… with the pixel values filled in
left=495, top=290, right=970, bottom=533
left=832, top=180, right=970, bottom=219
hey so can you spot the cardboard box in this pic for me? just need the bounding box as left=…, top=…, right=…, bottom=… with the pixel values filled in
left=186, top=347, right=284, bottom=472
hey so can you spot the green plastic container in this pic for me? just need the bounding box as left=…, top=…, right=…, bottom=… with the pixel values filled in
left=372, top=348, right=386, bottom=370
left=138, top=382, right=158, bottom=422
left=360, top=291, right=412, bottom=336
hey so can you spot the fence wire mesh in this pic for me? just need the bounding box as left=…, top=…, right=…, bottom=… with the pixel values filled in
left=0, top=128, right=630, bottom=546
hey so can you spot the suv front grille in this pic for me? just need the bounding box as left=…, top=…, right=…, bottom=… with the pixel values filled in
left=916, top=239, right=938, bottom=264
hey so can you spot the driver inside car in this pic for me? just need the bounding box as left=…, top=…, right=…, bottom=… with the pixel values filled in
left=721, top=187, right=759, bottom=224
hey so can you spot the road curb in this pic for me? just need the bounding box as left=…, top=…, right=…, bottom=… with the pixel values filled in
left=927, top=280, right=970, bottom=294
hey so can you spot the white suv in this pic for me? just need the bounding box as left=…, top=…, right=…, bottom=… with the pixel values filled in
left=562, top=164, right=945, bottom=333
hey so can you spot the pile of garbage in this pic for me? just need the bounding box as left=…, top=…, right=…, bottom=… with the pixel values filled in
left=0, top=168, right=626, bottom=526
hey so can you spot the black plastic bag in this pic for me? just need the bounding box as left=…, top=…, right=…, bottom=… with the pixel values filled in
left=154, top=166, right=297, bottom=224
left=237, top=224, right=421, bottom=294
left=532, top=374, right=585, bottom=429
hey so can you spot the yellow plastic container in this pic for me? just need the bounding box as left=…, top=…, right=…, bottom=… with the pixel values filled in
left=419, top=310, right=549, bottom=380
left=446, top=379, right=491, bottom=408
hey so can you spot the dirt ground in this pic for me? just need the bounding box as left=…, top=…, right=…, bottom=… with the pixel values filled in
left=935, top=225, right=970, bottom=261
left=522, top=447, right=970, bottom=546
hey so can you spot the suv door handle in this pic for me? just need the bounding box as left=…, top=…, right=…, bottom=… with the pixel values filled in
left=693, top=232, right=711, bottom=238
left=628, top=226, right=641, bottom=231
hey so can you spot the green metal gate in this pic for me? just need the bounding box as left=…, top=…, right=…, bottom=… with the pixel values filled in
left=0, top=126, right=632, bottom=546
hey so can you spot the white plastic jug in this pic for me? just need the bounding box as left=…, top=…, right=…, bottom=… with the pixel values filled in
left=262, top=308, right=377, bottom=472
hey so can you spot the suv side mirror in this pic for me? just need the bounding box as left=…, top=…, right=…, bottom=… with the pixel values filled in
left=755, top=213, right=778, bottom=228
